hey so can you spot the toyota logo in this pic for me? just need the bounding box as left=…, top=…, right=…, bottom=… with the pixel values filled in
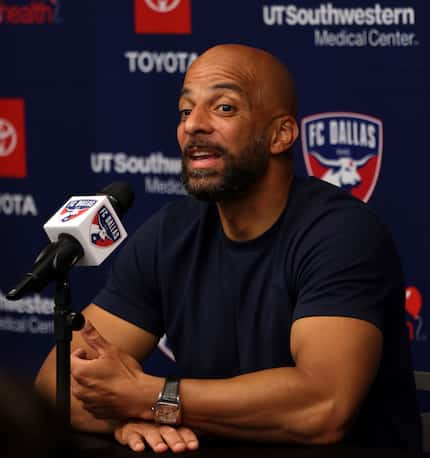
left=0, top=118, right=17, bottom=157
left=144, top=0, right=181, bottom=13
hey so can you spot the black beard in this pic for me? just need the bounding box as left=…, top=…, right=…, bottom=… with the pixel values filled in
left=181, top=139, right=269, bottom=202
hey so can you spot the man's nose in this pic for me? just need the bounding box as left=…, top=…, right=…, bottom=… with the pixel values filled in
left=183, top=106, right=213, bottom=135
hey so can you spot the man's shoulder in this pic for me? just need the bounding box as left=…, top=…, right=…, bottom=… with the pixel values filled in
left=287, top=176, right=392, bottom=245
left=292, top=176, right=366, bottom=208
left=290, top=176, right=379, bottom=223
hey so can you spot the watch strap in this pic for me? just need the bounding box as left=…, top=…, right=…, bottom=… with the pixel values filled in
left=159, top=378, right=180, bottom=402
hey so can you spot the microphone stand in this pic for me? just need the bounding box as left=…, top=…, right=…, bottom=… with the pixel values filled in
left=6, top=235, right=85, bottom=426
left=7, top=182, right=134, bottom=425
left=54, top=273, right=84, bottom=426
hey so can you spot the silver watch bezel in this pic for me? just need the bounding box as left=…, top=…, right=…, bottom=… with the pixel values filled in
left=152, top=398, right=181, bottom=425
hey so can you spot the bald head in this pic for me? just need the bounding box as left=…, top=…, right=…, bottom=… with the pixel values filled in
left=186, top=44, right=298, bottom=119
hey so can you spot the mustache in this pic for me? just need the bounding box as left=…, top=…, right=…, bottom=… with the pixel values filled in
left=183, top=140, right=229, bottom=156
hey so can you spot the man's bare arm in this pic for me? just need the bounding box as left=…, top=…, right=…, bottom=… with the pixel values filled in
left=34, top=303, right=158, bottom=433
left=174, top=316, right=382, bottom=444
left=72, top=315, right=382, bottom=444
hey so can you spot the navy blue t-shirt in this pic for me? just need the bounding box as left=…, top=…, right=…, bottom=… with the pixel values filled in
left=94, top=176, right=421, bottom=449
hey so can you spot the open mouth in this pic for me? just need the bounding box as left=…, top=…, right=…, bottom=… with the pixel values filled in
left=186, top=147, right=223, bottom=168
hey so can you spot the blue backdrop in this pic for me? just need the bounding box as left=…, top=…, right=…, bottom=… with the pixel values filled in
left=1, top=0, right=428, bottom=410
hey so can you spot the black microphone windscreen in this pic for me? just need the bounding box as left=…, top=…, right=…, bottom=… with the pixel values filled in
left=99, top=181, right=134, bottom=217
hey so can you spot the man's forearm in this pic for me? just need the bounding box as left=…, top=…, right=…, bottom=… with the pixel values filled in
left=142, top=367, right=345, bottom=444
left=61, top=316, right=380, bottom=445
left=182, top=367, right=344, bottom=443
left=70, top=398, right=118, bottom=433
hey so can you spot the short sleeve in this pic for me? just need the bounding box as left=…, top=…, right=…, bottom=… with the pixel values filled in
left=92, top=211, right=164, bottom=336
left=292, top=207, right=404, bottom=331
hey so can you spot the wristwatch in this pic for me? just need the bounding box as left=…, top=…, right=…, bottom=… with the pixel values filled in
left=152, top=377, right=182, bottom=425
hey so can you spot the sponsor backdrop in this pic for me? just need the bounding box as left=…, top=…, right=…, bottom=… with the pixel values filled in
left=1, top=0, right=429, bottom=412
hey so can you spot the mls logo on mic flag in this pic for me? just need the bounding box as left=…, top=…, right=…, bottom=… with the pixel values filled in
left=301, top=112, right=383, bottom=202
left=0, top=98, right=27, bottom=178
left=134, top=0, right=191, bottom=34
left=59, top=199, right=97, bottom=222
left=90, top=206, right=121, bottom=247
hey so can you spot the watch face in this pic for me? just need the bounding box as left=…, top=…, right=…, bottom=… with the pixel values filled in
left=154, top=401, right=180, bottom=424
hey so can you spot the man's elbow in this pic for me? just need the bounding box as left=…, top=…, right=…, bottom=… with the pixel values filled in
left=34, top=369, right=56, bottom=405
left=308, top=419, right=348, bottom=445
left=281, top=398, right=352, bottom=445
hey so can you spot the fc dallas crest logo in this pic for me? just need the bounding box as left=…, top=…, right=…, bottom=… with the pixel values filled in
left=90, top=206, right=121, bottom=247
left=301, top=112, right=383, bottom=202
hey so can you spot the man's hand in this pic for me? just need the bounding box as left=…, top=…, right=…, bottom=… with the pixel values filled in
left=70, top=320, right=156, bottom=421
left=114, top=421, right=199, bottom=453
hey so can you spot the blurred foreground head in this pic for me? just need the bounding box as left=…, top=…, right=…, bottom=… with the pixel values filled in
left=0, top=372, right=77, bottom=458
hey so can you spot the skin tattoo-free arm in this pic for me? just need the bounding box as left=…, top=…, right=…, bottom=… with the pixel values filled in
left=69, top=315, right=382, bottom=448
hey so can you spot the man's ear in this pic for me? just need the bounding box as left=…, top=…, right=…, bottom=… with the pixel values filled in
left=270, top=115, right=299, bottom=155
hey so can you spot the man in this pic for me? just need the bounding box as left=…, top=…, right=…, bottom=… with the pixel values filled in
left=35, top=44, right=422, bottom=453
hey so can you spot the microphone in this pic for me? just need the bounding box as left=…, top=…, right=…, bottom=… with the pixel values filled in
left=6, top=181, right=134, bottom=300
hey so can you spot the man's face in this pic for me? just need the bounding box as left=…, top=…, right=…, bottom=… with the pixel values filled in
left=177, top=59, right=270, bottom=202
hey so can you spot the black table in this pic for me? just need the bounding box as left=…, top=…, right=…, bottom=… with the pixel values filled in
left=74, top=433, right=430, bottom=458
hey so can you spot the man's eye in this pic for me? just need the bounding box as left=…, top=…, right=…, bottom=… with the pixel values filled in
left=180, top=109, right=192, bottom=118
left=217, top=104, right=234, bottom=113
